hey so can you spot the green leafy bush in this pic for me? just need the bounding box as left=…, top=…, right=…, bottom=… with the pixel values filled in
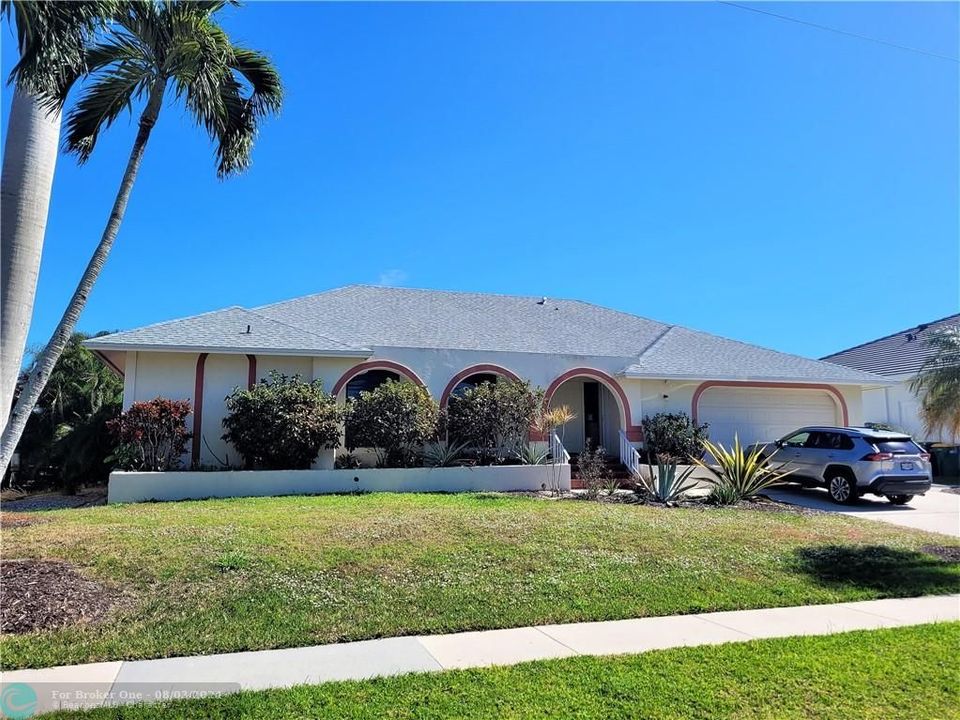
left=640, top=412, right=710, bottom=462
left=108, top=397, right=192, bottom=471
left=694, top=435, right=792, bottom=505
left=446, top=379, right=544, bottom=464
left=222, top=372, right=342, bottom=470
left=14, top=332, right=123, bottom=491
left=344, top=380, right=439, bottom=467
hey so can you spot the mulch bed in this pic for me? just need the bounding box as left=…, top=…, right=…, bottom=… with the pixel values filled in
left=508, top=490, right=823, bottom=515
left=1, top=560, right=124, bottom=634
left=922, top=545, right=960, bottom=563
left=1, top=489, right=106, bottom=512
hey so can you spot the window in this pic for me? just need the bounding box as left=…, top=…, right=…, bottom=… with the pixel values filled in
left=809, top=432, right=854, bottom=450
left=451, top=372, right=498, bottom=398
left=868, top=438, right=923, bottom=455
left=782, top=432, right=810, bottom=448
left=345, top=369, right=399, bottom=400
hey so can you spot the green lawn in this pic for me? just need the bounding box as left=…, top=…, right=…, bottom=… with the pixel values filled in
left=46, top=623, right=960, bottom=719
left=3, top=493, right=958, bottom=670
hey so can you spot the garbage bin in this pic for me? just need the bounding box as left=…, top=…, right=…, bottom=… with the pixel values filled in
left=929, top=445, right=960, bottom=480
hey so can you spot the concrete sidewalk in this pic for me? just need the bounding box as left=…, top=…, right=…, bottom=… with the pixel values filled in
left=3, top=595, right=957, bottom=716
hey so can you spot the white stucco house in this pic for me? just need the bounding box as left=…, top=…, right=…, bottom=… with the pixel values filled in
left=822, top=313, right=960, bottom=443
left=87, top=285, right=887, bottom=470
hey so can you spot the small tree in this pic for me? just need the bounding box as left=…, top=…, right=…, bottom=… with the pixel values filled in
left=107, top=398, right=192, bottom=471
left=345, top=380, right=439, bottom=467
left=446, top=379, right=544, bottom=464
left=222, top=372, right=341, bottom=470
left=640, top=412, right=710, bottom=462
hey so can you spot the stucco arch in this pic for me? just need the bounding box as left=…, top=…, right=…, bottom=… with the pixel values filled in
left=331, top=360, right=426, bottom=398
left=544, top=367, right=644, bottom=442
left=439, top=363, right=523, bottom=408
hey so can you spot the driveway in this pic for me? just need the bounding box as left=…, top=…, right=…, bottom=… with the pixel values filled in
left=765, top=485, right=960, bottom=538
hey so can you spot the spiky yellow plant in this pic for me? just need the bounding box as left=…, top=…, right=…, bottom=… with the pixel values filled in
left=692, top=435, right=793, bottom=505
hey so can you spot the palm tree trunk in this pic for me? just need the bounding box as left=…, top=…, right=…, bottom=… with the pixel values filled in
left=1, top=90, right=61, bottom=435
left=0, top=80, right=167, bottom=476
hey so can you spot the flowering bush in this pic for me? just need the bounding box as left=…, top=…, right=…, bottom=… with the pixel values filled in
left=107, top=398, right=192, bottom=471
left=222, top=372, right=342, bottom=470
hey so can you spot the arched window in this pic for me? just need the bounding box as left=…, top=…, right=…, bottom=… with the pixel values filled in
left=451, top=372, right=498, bottom=398
left=345, top=369, right=400, bottom=400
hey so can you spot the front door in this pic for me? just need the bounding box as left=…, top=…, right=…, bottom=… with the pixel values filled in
left=583, top=382, right=601, bottom=451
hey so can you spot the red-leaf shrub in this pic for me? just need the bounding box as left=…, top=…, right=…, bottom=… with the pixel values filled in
left=108, top=398, right=192, bottom=471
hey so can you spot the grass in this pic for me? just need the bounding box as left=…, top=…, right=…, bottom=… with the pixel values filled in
left=46, top=623, right=960, bottom=719
left=2, top=493, right=958, bottom=670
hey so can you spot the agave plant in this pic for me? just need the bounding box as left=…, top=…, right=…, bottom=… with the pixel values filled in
left=422, top=440, right=469, bottom=468
left=516, top=443, right=549, bottom=466
left=637, top=460, right=699, bottom=504
left=693, top=435, right=792, bottom=505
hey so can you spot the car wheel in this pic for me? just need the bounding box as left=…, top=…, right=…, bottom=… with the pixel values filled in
left=887, top=494, right=913, bottom=505
left=827, top=473, right=858, bottom=504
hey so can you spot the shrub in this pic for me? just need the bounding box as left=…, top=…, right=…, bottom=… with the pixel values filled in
left=693, top=435, right=792, bottom=505
left=344, top=380, right=439, bottom=467
left=222, top=372, right=342, bottom=470
left=636, top=460, right=699, bottom=504
left=446, top=379, right=544, bottom=464
left=107, top=398, right=192, bottom=471
left=641, top=412, right=710, bottom=462
left=577, top=444, right=608, bottom=500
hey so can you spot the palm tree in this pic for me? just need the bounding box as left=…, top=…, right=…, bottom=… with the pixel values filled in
left=910, top=328, right=960, bottom=440
left=1, top=1, right=115, bottom=436
left=0, top=0, right=283, bottom=475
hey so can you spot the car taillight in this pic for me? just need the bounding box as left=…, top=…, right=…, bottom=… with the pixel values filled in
left=862, top=452, right=894, bottom=461
left=920, top=452, right=931, bottom=461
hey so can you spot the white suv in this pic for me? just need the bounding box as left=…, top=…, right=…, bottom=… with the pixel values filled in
left=762, top=427, right=932, bottom=505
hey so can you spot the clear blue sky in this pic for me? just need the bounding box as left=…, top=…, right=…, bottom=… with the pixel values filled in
left=3, top=1, right=958, bottom=360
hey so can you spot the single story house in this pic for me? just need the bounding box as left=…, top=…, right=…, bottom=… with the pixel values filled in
left=87, top=285, right=887, bottom=468
left=822, top=313, right=960, bottom=443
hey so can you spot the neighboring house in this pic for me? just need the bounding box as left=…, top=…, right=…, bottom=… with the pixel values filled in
left=87, top=285, right=886, bottom=468
left=822, top=313, right=960, bottom=443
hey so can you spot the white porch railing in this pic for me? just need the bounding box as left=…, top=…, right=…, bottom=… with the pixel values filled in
left=550, top=432, right=570, bottom=465
left=619, top=429, right=642, bottom=478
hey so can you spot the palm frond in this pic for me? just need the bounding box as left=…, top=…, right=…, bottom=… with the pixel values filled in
left=63, top=61, right=153, bottom=162
left=3, top=0, right=119, bottom=100
left=909, top=328, right=960, bottom=439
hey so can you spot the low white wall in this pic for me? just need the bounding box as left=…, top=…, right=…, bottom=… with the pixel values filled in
left=108, top=464, right=571, bottom=504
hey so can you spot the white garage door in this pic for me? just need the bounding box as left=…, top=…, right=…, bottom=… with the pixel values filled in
left=697, top=387, right=840, bottom=448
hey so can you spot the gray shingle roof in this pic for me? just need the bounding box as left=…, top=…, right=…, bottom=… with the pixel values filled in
left=88, top=285, right=888, bottom=384
left=85, top=306, right=368, bottom=356
left=821, top=313, right=960, bottom=376
left=623, top=326, right=887, bottom=384
left=254, top=286, right=669, bottom=357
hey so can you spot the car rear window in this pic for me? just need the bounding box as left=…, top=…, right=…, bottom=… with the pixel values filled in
left=867, top=438, right=923, bottom=455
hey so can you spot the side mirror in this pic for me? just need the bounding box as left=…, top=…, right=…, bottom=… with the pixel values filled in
left=774, top=439, right=783, bottom=448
